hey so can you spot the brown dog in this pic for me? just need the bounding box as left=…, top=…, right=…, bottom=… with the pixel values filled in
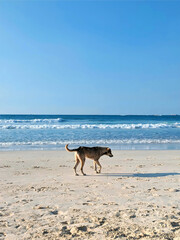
left=65, top=144, right=113, bottom=176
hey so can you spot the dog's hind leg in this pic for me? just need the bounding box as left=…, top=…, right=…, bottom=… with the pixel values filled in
left=74, top=154, right=80, bottom=176
left=79, top=155, right=86, bottom=176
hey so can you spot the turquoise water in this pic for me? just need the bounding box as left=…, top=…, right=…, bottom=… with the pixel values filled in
left=0, top=115, right=180, bottom=150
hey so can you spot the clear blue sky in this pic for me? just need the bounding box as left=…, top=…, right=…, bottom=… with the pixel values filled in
left=0, top=1, right=180, bottom=115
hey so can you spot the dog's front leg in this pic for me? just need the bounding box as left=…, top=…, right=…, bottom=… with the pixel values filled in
left=95, top=160, right=102, bottom=173
left=94, top=161, right=98, bottom=173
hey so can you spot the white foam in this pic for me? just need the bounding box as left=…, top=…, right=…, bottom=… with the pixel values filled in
left=1, top=139, right=180, bottom=147
left=0, top=118, right=63, bottom=124
left=0, top=122, right=180, bottom=130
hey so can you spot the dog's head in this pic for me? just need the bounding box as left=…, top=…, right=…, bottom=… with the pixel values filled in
left=105, top=148, right=113, bottom=157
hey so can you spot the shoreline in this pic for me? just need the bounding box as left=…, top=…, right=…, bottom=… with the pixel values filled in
left=1, top=145, right=180, bottom=152
left=1, top=150, right=180, bottom=239
left=1, top=149, right=180, bottom=153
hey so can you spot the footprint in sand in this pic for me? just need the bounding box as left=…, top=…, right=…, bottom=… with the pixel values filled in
left=138, top=165, right=145, bottom=168
left=32, top=166, right=47, bottom=169
left=164, top=188, right=180, bottom=192
left=170, top=221, right=180, bottom=227
left=0, top=232, right=5, bottom=238
left=33, top=205, right=49, bottom=210
left=49, top=210, right=58, bottom=215
left=0, top=165, right=11, bottom=168
left=148, top=187, right=158, bottom=192
left=153, top=163, right=164, bottom=166
left=59, top=165, right=68, bottom=167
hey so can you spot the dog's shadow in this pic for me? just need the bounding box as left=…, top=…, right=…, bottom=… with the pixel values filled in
left=89, top=172, right=180, bottom=178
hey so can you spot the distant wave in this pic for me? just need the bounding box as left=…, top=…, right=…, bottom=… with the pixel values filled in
left=0, top=122, right=180, bottom=130
left=0, top=118, right=64, bottom=124
left=1, top=139, right=180, bottom=147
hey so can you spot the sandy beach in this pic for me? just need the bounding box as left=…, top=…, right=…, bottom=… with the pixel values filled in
left=0, top=150, right=180, bottom=239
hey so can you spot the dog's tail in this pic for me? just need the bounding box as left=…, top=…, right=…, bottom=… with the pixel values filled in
left=65, top=144, right=79, bottom=152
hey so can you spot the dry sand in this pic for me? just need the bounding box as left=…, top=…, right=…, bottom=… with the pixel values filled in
left=0, top=150, right=180, bottom=240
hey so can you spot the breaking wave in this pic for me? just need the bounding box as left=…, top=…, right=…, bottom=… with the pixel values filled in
left=0, top=122, right=180, bottom=130
left=0, top=118, right=64, bottom=124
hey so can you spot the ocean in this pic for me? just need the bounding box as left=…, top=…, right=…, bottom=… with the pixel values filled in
left=0, top=115, right=180, bottom=151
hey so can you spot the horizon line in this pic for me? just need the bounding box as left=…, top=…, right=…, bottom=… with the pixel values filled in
left=0, top=113, right=180, bottom=116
